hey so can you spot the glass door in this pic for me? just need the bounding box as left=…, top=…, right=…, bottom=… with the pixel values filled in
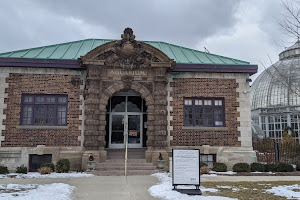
left=108, top=93, right=143, bottom=149
left=128, top=114, right=142, bottom=148
left=109, top=114, right=125, bottom=148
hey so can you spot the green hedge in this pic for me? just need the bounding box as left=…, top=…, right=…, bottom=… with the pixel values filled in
left=276, top=163, right=294, bottom=172
left=296, top=163, right=300, bottom=171
left=233, top=163, right=250, bottom=172
left=250, top=163, right=264, bottom=172
left=41, top=163, right=55, bottom=172
left=16, top=166, right=27, bottom=174
left=264, top=163, right=277, bottom=172
left=56, top=159, right=70, bottom=173
left=200, top=162, right=208, bottom=168
left=0, top=166, right=8, bottom=174
left=212, top=162, right=227, bottom=172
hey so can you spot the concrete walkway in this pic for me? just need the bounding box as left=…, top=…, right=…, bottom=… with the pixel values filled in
left=1, top=175, right=300, bottom=199
left=0, top=175, right=159, bottom=200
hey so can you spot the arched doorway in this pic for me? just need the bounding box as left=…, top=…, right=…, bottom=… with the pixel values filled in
left=105, top=90, right=147, bottom=149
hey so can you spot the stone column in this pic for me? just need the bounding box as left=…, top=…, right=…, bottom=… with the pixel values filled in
left=83, top=65, right=102, bottom=150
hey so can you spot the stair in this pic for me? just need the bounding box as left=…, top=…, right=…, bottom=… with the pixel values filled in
left=87, top=148, right=159, bottom=176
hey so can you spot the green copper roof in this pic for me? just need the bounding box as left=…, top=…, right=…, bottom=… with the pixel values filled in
left=0, top=39, right=250, bottom=65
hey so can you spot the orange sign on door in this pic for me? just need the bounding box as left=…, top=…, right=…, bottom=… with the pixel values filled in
left=129, top=132, right=137, bottom=136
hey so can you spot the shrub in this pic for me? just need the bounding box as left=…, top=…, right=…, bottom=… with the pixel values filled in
left=296, top=163, right=300, bottom=171
left=233, top=163, right=250, bottom=172
left=41, top=163, right=55, bottom=172
left=16, top=166, right=27, bottom=174
left=250, top=163, right=264, bottom=172
left=200, top=162, right=208, bottom=168
left=200, top=166, right=210, bottom=174
left=56, top=159, right=70, bottom=173
left=212, top=162, right=227, bottom=172
left=264, top=163, right=277, bottom=172
left=276, top=163, right=294, bottom=172
left=38, top=167, right=52, bottom=175
left=0, top=166, right=8, bottom=174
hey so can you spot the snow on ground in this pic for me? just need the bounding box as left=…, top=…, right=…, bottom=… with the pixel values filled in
left=0, top=183, right=74, bottom=200
left=209, top=171, right=236, bottom=175
left=0, top=172, right=93, bottom=179
left=266, top=184, right=300, bottom=199
left=149, top=173, right=237, bottom=200
left=216, top=186, right=232, bottom=189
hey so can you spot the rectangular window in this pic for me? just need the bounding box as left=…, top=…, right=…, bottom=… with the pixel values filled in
left=200, top=154, right=216, bottom=168
left=184, top=97, right=225, bottom=127
left=21, top=94, right=68, bottom=126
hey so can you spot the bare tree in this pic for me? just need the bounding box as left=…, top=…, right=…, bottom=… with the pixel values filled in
left=277, top=0, right=300, bottom=40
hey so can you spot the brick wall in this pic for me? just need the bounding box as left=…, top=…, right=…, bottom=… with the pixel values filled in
left=2, top=73, right=82, bottom=147
left=170, top=78, right=241, bottom=147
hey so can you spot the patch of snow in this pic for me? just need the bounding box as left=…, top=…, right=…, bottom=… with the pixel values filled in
left=251, top=171, right=263, bottom=174
left=201, top=174, right=218, bottom=177
left=149, top=173, right=237, bottom=200
left=232, top=188, right=239, bottom=192
left=210, top=171, right=236, bottom=175
left=266, top=184, right=300, bottom=199
left=216, top=186, right=232, bottom=189
left=0, top=172, right=93, bottom=179
left=0, top=183, right=74, bottom=200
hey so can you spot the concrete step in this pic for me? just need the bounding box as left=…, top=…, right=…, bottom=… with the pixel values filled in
left=97, top=162, right=155, bottom=167
left=96, top=165, right=156, bottom=171
left=106, top=148, right=146, bottom=159
left=104, top=159, right=148, bottom=163
left=87, top=169, right=158, bottom=176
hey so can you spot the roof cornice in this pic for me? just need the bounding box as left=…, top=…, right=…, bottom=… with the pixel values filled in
left=0, top=57, right=257, bottom=75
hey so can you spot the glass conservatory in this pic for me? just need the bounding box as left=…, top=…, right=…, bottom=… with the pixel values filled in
left=251, top=41, right=300, bottom=142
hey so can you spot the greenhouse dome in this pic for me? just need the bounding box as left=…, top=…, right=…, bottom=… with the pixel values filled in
left=251, top=41, right=300, bottom=141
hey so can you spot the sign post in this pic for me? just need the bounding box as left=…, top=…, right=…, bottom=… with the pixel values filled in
left=172, top=149, right=202, bottom=195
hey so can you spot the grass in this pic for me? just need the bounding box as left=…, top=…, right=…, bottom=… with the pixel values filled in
left=201, top=181, right=300, bottom=200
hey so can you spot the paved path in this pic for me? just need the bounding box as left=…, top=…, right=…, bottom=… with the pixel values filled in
left=1, top=175, right=300, bottom=199
left=0, top=176, right=159, bottom=200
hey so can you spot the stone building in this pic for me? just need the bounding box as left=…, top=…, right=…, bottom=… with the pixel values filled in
left=0, top=28, right=257, bottom=172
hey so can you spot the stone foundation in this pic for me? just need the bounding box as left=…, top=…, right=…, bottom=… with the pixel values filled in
left=0, top=146, right=84, bottom=172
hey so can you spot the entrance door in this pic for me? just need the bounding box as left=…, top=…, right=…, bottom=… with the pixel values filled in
left=108, top=91, right=144, bottom=149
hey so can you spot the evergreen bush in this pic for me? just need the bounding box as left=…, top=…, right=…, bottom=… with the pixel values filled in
left=200, top=166, right=210, bottom=174
left=16, top=166, right=27, bottom=174
left=0, top=166, right=8, bottom=174
left=264, top=163, right=277, bottom=172
left=296, top=163, right=300, bottom=171
left=56, top=159, right=70, bottom=173
left=276, top=163, right=294, bottom=172
left=212, top=162, right=227, bottom=172
left=233, top=163, right=250, bottom=172
left=250, top=163, right=264, bottom=172
left=38, top=167, right=52, bottom=175
left=41, top=163, right=55, bottom=172
left=200, top=162, right=208, bottom=168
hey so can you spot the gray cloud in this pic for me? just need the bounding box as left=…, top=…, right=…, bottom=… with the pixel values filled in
left=0, top=0, right=241, bottom=52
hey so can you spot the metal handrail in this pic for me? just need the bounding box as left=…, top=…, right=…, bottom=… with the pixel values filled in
left=125, top=132, right=128, bottom=176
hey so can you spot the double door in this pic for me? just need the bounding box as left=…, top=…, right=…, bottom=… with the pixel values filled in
left=109, top=112, right=142, bottom=148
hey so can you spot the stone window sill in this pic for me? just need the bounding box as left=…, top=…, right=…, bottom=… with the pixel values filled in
left=16, top=126, right=69, bottom=130
left=182, top=126, right=228, bottom=131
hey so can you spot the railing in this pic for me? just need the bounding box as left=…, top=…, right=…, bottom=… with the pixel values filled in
left=125, top=133, right=128, bottom=176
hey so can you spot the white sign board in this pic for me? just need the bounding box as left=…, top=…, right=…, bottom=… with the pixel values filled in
left=172, top=149, right=200, bottom=186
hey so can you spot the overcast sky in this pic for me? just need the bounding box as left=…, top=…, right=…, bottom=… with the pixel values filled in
left=0, top=0, right=296, bottom=80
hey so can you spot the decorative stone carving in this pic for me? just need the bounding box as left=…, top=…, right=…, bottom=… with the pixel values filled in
left=140, top=82, right=153, bottom=92
left=121, top=76, right=134, bottom=89
left=96, top=28, right=161, bottom=69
